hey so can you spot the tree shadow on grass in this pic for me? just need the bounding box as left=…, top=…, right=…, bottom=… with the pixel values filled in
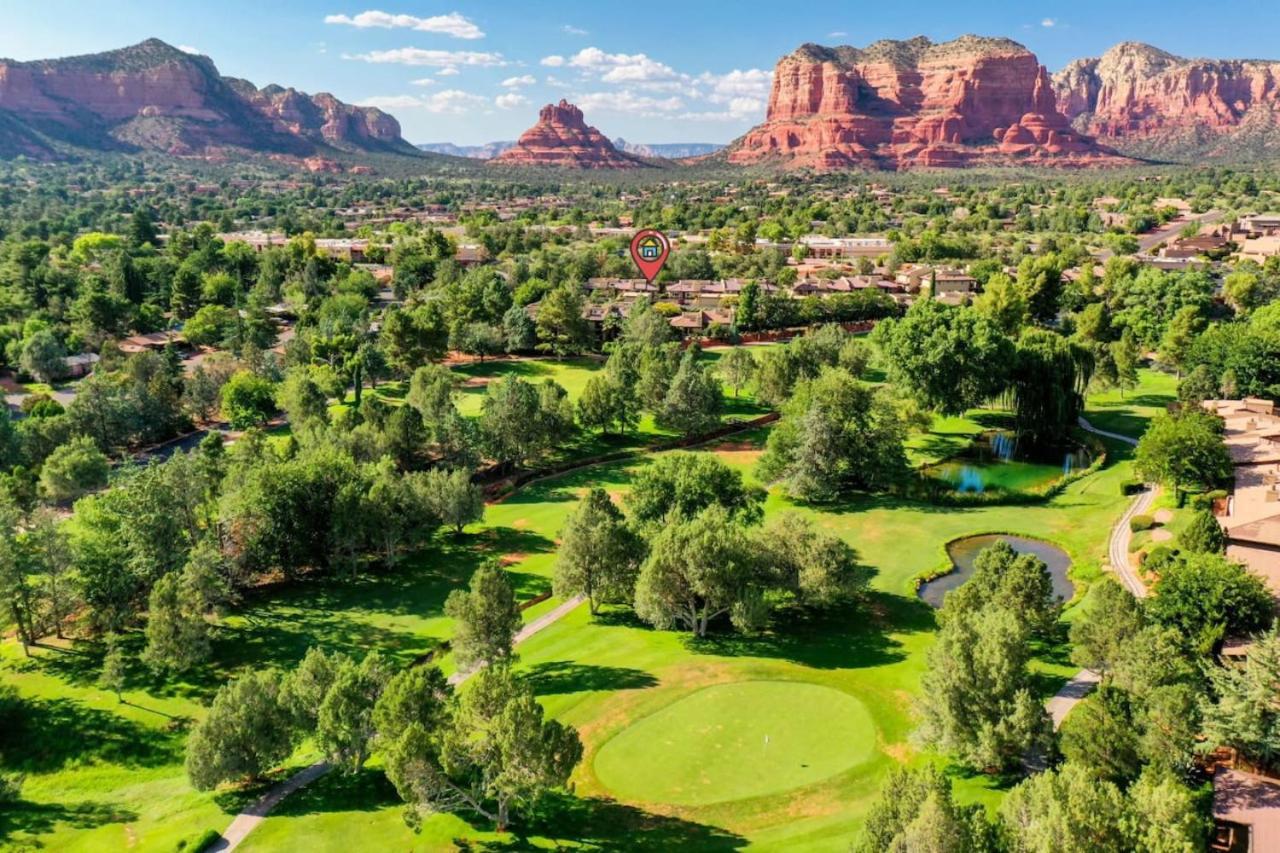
left=460, top=791, right=748, bottom=852
left=0, top=695, right=182, bottom=773
left=686, top=594, right=930, bottom=670
left=0, top=799, right=138, bottom=843
left=520, top=661, right=658, bottom=696
left=242, top=770, right=747, bottom=851
left=257, top=765, right=397, bottom=818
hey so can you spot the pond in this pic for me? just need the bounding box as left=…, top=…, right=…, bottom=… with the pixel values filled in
left=918, top=534, right=1074, bottom=609
left=923, top=431, right=1092, bottom=494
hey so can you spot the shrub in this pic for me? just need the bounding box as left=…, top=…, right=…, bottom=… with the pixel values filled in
left=1120, top=479, right=1145, bottom=496
left=1129, top=514, right=1155, bottom=533
left=1191, top=489, right=1228, bottom=510
left=176, top=828, right=222, bottom=852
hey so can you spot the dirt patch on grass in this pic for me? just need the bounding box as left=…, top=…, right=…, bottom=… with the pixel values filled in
left=1150, top=528, right=1173, bottom=542
left=882, top=741, right=913, bottom=764
left=713, top=439, right=761, bottom=453
left=462, top=376, right=493, bottom=388
left=1153, top=508, right=1174, bottom=524
left=498, top=552, right=528, bottom=565
left=511, top=518, right=529, bottom=528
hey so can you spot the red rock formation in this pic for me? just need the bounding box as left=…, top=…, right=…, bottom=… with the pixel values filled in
left=0, top=38, right=413, bottom=160
left=1053, top=42, right=1280, bottom=158
left=728, top=35, right=1124, bottom=170
left=493, top=101, right=645, bottom=168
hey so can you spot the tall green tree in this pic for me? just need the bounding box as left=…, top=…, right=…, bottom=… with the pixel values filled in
left=316, top=653, right=389, bottom=773
left=872, top=301, right=1013, bottom=415
left=444, top=563, right=521, bottom=671
left=553, top=488, right=643, bottom=615
left=633, top=505, right=761, bottom=636
left=534, top=284, right=589, bottom=358
left=658, top=349, right=723, bottom=436
left=421, top=467, right=483, bottom=536
left=141, top=566, right=210, bottom=675
left=758, top=368, right=907, bottom=501
left=1135, top=411, right=1233, bottom=496
left=857, top=766, right=995, bottom=853
left=716, top=347, right=756, bottom=398
left=917, top=603, right=1052, bottom=771
left=1201, top=627, right=1280, bottom=769
left=185, top=670, right=294, bottom=790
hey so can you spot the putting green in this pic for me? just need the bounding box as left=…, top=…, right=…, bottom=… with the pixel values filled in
left=593, top=680, right=878, bottom=806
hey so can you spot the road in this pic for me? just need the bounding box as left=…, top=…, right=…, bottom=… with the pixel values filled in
left=1092, top=208, right=1224, bottom=263
left=1136, top=209, right=1223, bottom=254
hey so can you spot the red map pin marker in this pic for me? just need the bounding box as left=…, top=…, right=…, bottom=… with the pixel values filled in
left=630, top=229, right=671, bottom=283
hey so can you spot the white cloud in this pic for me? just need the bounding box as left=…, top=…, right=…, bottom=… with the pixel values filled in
left=343, top=48, right=505, bottom=67
left=562, top=47, right=679, bottom=83
left=573, top=90, right=685, bottom=116
left=177, top=45, right=203, bottom=55
left=501, top=74, right=536, bottom=88
left=679, top=96, right=764, bottom=121
left=495, top=93, right=528, bottom=110
left=561, top=24, right=588, bottom=36
left=324, top=10, right=484, bottom=39
left=357, top=89, right=488, bottom=114
left=541, top=54, right=566, bottom=67
left=355, top=94, right=428, bottom=110
left=437, top=66, right=460, bottom=76
left=828, top=31, right=848, bottom=38
left=700, top=68, right=772, bottom=102
left=545, top=75, right=567, bottom=86
left=1041, top=17, right=1057, bottom=27
left=410, top=77, right=436, bottom=87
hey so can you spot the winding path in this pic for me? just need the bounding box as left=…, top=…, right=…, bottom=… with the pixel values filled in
left=209, top=594, right=587, bottom=852
left=1078, top=415, right=1153, bottom=599
left=1041, top=418, right=1154, bottom=731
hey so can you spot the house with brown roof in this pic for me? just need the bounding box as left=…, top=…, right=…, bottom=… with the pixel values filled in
left=1204, top=399, right=1280, bottom=598
left=1162, top=232, right=1233, bottom=260
left=1213, top=767, right=1280, bottom=852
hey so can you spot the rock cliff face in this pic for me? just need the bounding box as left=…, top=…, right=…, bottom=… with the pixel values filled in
left=0, top=39, right=414, bottom=160
left=728, top=35, right=1123, bottom=170
left=1053, top=42, right=1280, bottom=160
left=493, top=101, right=645, bottom=168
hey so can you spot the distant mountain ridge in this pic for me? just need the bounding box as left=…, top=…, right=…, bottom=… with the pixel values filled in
left=417, top=141, right=515, bottom=159
left=0, top=38, right=417, bottom=161
left=1053, top=41, right=1280, bottom=161
left=418, top=138, right=721, bottom=160
left=612, top=139, right=724, bottom=159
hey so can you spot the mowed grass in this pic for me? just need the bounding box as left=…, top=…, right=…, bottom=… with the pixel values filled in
left=240, top=428, right=1132, bottom=850
left=3, top=371, right=1136, bottom=852
left=593, top=681, right=879, bottom=807
left=1083, top=367, right=1177, bottom=439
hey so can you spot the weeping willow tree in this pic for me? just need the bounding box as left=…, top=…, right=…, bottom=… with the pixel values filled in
left=1009, top=330, right=1094, bottom=449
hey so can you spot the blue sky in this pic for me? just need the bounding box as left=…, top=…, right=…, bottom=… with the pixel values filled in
left=1, top=1, right=1277, bottom=144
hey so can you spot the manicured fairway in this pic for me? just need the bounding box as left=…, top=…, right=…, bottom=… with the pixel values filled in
left=593, top=681, right=878, bottom=806
left=1, top=374, right=1142, bottom=851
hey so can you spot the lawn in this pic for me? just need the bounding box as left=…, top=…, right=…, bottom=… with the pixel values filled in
left=593, top=681, right=879, bottom=807
left=1, top=390, right=1136, bottom=852
left=1083, top=367, right=1177, bottom=439
left=237, top=432, right=1132, bottom=851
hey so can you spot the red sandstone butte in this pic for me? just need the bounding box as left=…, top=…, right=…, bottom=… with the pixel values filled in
left=1054, top=42, right=1280, bottom=157
left=728, top=35, right=1125, bottom=171
left=0, top=38, right=410, bottom=160
left=493, top=100, right=645, bottom=169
